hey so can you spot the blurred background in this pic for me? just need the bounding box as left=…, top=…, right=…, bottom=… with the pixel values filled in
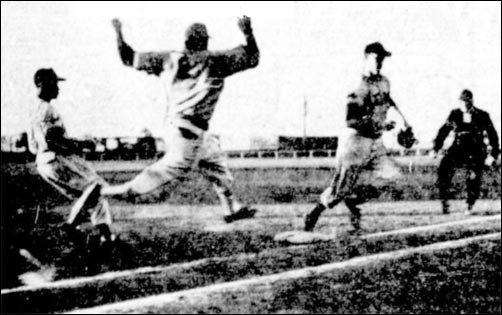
left=1, top=1, right=501, bottom=150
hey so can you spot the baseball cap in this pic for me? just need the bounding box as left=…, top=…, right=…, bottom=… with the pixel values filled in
left=34, top=68, right=66, bottom=87
left=364, top=42, right=392, bottom=58
left=459, top=89, right=473, bottom=101
left=185, top=23, right=209, bottom=41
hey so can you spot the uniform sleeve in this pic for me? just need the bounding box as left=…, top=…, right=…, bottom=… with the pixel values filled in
left=210, top=33, right=259, bottom=78
left=433, top=111, right=455, bottom=152
left=134, top=51, right=172, bottom=76
left=382, top=76, right=396, bottom=107
left=346, top=84, right=371, bottom=129
left=483, top=112, right=500, bottom=158
left=42, top=106, right=82, bottom=154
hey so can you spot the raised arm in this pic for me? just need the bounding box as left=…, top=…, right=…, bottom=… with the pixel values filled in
left=112, top=19, right=168, bottom=75
left=112, top=18, right=135, bottom=67
left=237, top=15, right=260, bottom=68
left=212, top=16, right=260, bottom=77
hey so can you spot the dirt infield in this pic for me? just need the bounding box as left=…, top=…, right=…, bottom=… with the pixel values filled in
left=2, top=212, right=500, bottom=313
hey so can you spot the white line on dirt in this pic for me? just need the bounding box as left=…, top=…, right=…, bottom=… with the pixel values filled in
left=2, top=214, right=499, bottom=295
left=66, top=233, right=501, bottom=314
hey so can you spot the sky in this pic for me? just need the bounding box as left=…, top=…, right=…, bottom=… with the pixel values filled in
left=1, top=1, right=501, bottom=149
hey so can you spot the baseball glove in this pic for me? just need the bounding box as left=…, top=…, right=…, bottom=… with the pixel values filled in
left=397, top=126, right=417, bottom=149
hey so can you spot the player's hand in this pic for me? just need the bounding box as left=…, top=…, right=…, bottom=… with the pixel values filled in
left=112, top=18, right=122, bottom=32
left=485, top=155, right=496, bottom=167
left=429, top=150, right=439, bottom=159
left=238, top=15, right=253, bottom=35
left=385, top=121, right=396, bottom=131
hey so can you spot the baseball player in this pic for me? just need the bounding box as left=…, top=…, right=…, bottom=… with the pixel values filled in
left=432, top=89, right=500, bottom=214
left=28, top=68, right=114, bottom=243
left=304, top=42, right=412, bottom=233
left=101, top=17, right=260, bottom=223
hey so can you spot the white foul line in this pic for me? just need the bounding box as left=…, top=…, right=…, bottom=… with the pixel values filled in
left=67, top=233, right=501, bottom=314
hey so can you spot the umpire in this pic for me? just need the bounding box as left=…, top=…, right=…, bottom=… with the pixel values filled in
left=433, top=89, right=500, bottom=214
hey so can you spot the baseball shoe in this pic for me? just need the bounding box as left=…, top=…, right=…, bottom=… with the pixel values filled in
left=224, top=207, right=257, bottom=223
left=441, top=200, right=450, bottom=215
left=60, top=223, right=86, bottom=246
left=304, top=203, right=325, bottom=232
left=345, top=200, right=362, bottom=232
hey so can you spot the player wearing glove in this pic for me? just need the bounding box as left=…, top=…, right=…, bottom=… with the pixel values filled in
left=432, top=89, right=500, bottom=215
left=304, top=42, right=414, bottom=233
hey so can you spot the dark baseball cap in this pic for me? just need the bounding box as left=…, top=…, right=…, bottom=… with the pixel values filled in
left=34, top=68, right=66, bottom=87
left=459, top=89, right=473, bottom=101
left=365, top=42, right=392, bottom=58
left=185, top=23, right=209, bottom=40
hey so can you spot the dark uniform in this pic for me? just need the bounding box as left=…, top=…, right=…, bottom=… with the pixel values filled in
left=434, top=90, right=500, bottom=213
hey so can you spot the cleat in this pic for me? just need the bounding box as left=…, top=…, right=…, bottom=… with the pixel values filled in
left=304, top=204, right=325, bottom=232
left=224, top=207, right=257, bottom=223
left=441, top=200, right=450, bottom=215
left=345, top=199, right=362, bottom=232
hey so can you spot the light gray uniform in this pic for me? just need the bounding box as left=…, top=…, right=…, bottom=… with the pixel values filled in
left=321, top=74, right=401, bottom=209
left=29, top=101, right=112, bottom=226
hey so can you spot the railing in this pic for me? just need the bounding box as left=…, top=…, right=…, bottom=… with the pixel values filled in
left=1, top=147, right=436, bottom=162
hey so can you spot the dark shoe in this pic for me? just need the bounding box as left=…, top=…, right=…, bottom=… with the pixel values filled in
left=60, top=223, right=85, bottom=245
left=442, top=200, right=450, bottom=214
left=345, top=199, right=362, bottom=231
left=224, top=207, right=257, bottom=223
left=304, top=204, right=325, bottom=232
left=350, top=212, right=361, bottom=231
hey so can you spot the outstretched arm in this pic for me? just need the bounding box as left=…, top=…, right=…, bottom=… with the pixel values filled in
left=112, top=19, right=135, bottom=67
left=237, top=15, right=260, bottom=68
left=111, top=19, right=169, bottom=76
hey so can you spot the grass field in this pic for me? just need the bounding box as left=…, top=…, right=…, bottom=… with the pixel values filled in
left=2, top=162, right=501, bottom=209
left=1, top=162, right=501, bottom=313
left=1, top=200, right=501, bottom=313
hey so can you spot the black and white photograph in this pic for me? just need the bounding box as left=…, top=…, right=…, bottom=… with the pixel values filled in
left=1, top=1, right=501, bottom=313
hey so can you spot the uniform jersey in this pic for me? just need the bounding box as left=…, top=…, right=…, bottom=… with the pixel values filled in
left=346, top=74, right=393, bottom=139
left=133, top=42, right=259, bottom=134
left=28, top=101, right=67, bottom=163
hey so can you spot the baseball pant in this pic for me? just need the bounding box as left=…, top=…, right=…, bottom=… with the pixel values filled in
left=320, top=130, right=402, bottom=209
left=125, top=127, right=241, bottom=212
left=37, top=155, right=112, bottom=226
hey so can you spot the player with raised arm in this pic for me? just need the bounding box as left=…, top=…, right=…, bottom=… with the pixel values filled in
left=102, top=17, right=260, bottom=223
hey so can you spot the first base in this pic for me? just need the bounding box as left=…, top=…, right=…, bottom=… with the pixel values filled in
left=274, top=230, right=334, bottom=244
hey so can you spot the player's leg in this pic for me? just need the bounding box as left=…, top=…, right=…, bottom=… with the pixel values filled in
left=37, top=156, right=110, bottom=242
left=89, top=198, right=115, bottom=242
left=197, top=134, right=256, bottom=222
left=67, top=181, right=101, bottom=227
left=101, top=128, right=201, bottom=196
left=465, top=161, right=483, bottom=214
left=304, top=132, right=369, bottom=232
left=437, top=153, right=456, bottom=214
